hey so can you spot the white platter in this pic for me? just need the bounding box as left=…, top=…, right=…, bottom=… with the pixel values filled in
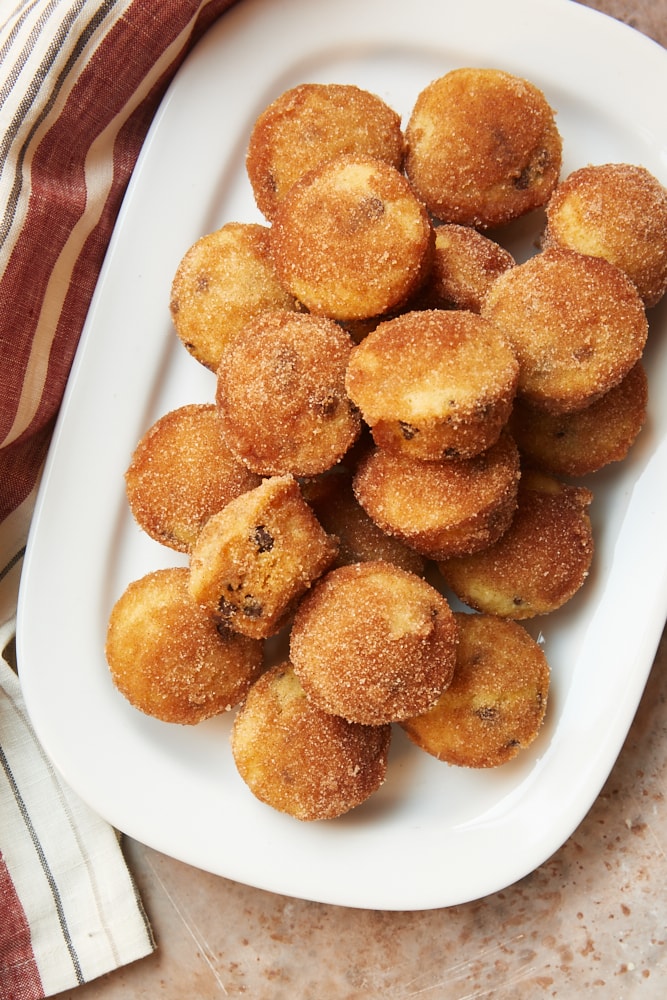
left=18, top=0, right=667, bottom=910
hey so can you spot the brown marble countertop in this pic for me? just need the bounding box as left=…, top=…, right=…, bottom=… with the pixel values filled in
left=54, top=2, right=667, bottom=996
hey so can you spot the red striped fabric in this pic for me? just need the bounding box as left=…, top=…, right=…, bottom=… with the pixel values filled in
left=0, top=0, right=237, bottom=523
left=0, top=853, right=44, bottom=1000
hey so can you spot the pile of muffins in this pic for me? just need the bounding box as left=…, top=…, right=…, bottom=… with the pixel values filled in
left=106, top=69, right=667, bottom=821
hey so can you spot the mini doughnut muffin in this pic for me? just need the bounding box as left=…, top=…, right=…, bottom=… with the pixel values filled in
left=424, top=224, right=516, bottom=312
left=231, top=662, right=391, bottom=821
left=246, top=82, right=405, bottom=222
left=216, top=310, right=360, bottom=476
left=342, top=227, right=514, bottom=333
left=401, top=612, right=549, bottom=768
left=105, top=567, right=263, bottom=724
left=125, top=404, right=261, bottom=552
left=301, top=468, right=425, bottom=576
left=345, top=309, right=519, bottom=460
left=189, top=474, right=338, bottom=639
left=509, top=361, right=648, bottom=477
left=352, top=431, right=521, bottom=560
left=482, top=247, right=648, bottom=413
left=405, top=68, right=562, bottom=228
left=270, top=154, right=434, bottom=321
left=544, top=162, right=667, bottom=308
left=169, top=222, right=298, bottom=371
left=438, top=470, right=594, bottom=619
left=290, top=561, right=458, bottom=726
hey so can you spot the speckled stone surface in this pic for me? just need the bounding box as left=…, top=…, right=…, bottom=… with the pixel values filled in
left=52, top=2, right=667, bottom=997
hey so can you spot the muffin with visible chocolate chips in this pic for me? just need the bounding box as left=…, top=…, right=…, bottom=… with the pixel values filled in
left=405, top=68, right=562, bottom=228
left=170, top=222, right=299, bottom=371
left=352, top=431, right=521, bottom=560
left=216, top=309, right=361, bottom=477
left=270, top=154, right=434, bottom=321
left=345, top=309, right=519, bottom=461
left=482, top=247, right=648, bottom=413
left=105, top=567, right=263, bottom=724
left=231, top=662, right=391, bottom=821
left=438, top=470, right=594, bottom=619
left=509, top=361, right=648, bottom=477
left=401, top=612, right=549, bottom=767
left=189, top=475, right=338, bottom=639
left=246, top=82, right=405, bottom=222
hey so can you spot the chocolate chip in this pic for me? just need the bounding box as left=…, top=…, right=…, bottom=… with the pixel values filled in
left=399, top=420, right=419, bottom=440
left=242, top=595, right=263, bottom=619
left=214, top=619, right=234, bottom=638
left=475, top=705, right=500, bottom=722
left=313, top=391, right=339, bottom=417
left=252, top=525, right=274, bottom=552
left=217, top=596, right=235, bottom=622
left=514, top=148, right=550, bottom=189
left=514, top=166, right=533, bottom=190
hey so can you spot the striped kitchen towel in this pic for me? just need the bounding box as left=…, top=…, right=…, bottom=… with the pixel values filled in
left=1, top=1, right=237, bottom=994
left=1, top=621, right=155, bottom=996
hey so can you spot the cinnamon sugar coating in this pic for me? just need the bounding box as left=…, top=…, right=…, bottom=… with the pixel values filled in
left=544, top=162, right=667, bottom=308
left=438, top=470, right=594, bottom=619
left=424, top=224, right=516, bottom=312
left=290, top=561, right=458, bottom=726
left=216, top=310, right=360, bottom=477
left=352, top=431, right=520, bottom=560
left=405, top=68, right=562, bottom=228
left=401, top=612, right=549, bottom=768
left=301, top=467, right=425, bottom=576
left=482, top=247, right=648, bottom=413
left=341, top=225, right=515, bottom=336
left=345, top=309, right=519, bottom=460
left=231, top=662, right=391, bottom=821
left=270, top=154, right=434, bottom=321
left=170, top=222, right=298, bottom=371
left=510, top=361, right=648, bottom=477
left=108, top=69, right=667, bottom=809
left=246, top=82, right=404, bottom=222
left=105, top=568, right=263, bottom=724
left=125, top=404, right=261, bottom=552
left=189, top=475, right=337, bottom=640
